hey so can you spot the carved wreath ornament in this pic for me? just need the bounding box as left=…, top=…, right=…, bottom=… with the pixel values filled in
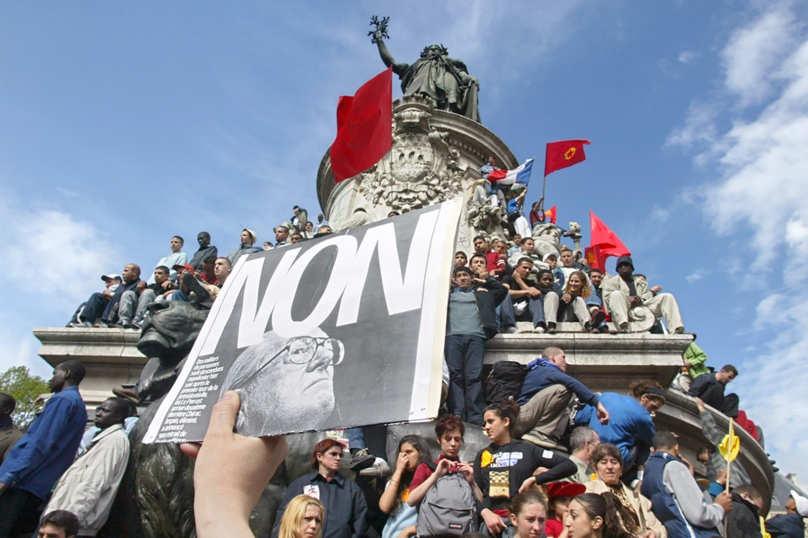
left=358, top=102, right=465, bottom=213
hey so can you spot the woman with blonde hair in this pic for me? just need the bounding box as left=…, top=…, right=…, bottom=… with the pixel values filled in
left=278, top=495, right=326, bottom=538
left=559, top=270, right=603, bottom=333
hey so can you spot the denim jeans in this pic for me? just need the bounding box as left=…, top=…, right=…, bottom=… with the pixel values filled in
left=445, top=334, right=486, bottom=425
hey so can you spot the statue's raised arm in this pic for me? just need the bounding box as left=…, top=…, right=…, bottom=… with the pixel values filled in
left=370, top=16, right=409, bottom=76
left=368, top=16, right=481, bottom=124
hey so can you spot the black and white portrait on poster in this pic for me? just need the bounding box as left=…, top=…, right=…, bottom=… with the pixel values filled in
left=144, top=200, right=461, bottom=443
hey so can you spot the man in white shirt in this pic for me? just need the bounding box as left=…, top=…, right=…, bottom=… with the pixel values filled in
left=147, top=236, right=188, bottom=284
left=42, top=398, right=131, bottom=537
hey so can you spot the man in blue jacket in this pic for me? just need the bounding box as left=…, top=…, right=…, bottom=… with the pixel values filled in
left=446, top=260, right=508, bottom=425
left=515, top=346, right=609, bottom=452
left=0, top=360, right=87, bottom=538
left=766, top=490, right=808, bottom=538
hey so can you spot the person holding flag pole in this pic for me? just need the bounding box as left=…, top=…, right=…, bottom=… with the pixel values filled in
left=487, top=158, right=535, bottom=238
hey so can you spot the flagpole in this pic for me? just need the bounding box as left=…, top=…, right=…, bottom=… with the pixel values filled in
left=724, top=418, right=735, bottom=537
left=540, top=174, right=547, bottom=212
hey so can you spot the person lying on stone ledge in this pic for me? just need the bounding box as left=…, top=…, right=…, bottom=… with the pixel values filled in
left=602, top=255, right=685, bottom=334
left=688, top=364, right=739, bottom=418
left=514, top=346, right=609, bottom=454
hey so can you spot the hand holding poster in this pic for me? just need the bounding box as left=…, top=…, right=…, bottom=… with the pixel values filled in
left=144, top=200, right=461, bottom=443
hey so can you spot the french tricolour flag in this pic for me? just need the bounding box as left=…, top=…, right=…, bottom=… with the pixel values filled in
left=487, top=158, right=534, bottom=187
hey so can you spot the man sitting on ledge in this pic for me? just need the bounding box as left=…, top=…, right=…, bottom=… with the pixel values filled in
left=602, top=255, right=684, bottom=334
left=515, top=346, right=609, bottom=452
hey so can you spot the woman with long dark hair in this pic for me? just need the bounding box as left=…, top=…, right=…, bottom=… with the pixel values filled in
left=474, top=400, right=576, bottom=536
left=379, top=435, right=431, bottom=538
left=565, top=492, right=635, bottom=538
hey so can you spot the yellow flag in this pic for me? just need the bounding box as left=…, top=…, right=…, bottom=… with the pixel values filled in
left=480, top=450, right=492, bottom=468
left=760, top=516, right=771, bottom=538
left=719, top=421, right=740, bottom=462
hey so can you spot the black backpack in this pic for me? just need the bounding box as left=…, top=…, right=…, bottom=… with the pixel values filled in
left=484, top=361, right=527, bottom=403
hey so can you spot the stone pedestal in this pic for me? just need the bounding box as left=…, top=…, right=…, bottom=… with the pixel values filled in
left=33, top=327, right=146, bottom=413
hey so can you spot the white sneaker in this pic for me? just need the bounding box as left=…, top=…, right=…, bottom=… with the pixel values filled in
left=359, top=457, right=391, bottom=478
left=533, top=327, right=546, bottom=334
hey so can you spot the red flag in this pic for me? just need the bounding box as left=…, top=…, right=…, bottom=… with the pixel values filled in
left=585, top=245, right=608, bottom=270
left=544, top=139, right=590, bottom=177
left=544, top=205, right=557, bottom=224
left=331, top=68, right=393, bottom=183
left=588, top=211, right=630, bottom=269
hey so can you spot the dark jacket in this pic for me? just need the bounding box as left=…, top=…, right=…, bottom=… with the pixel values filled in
left=726, top=493, right=762, bottom=538
left=766, top=513, right=805, bottom=538
left=517, top=361, right=599, bottom=407
left=272, top=471, right=367, bottom=538
left=687, top=372, right=720, bottom=398
left=102, top=278, right=141, bottom=321
left=188, top=245, right=218, bottom=271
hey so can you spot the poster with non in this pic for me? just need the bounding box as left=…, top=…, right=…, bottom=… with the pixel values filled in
left=144, top=200, right=461, bottom=443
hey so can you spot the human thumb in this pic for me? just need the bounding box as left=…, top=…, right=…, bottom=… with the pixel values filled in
left=206, top=390, right=240, bottom=438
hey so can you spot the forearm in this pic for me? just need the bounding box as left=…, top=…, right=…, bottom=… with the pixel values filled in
left=377, top=40, right=395, bottom=67
left=407, top=473, right=438, bottom=506
left=379, top=473, right=403, bottom=513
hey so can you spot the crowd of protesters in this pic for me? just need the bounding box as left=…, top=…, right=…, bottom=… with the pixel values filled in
left=0, top=182, right=798, bottom=538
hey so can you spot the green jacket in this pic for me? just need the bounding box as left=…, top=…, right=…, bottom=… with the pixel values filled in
left=684, top=342, right=709, bottom=378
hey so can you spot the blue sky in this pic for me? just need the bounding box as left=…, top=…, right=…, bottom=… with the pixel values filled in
left=2, top=1, right=807, bottom=479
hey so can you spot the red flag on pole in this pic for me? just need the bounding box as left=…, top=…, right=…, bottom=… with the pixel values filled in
left=544, top=205, right=557, bottom=224
left=331, top=67, right=393, bottom=183
left=545, top=140, right=590, bottom=177
left=588, top=211, right=630, bottom=270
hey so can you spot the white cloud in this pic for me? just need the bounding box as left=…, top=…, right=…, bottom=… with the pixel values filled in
left=685, top=269, right=707, bottom=283
left=670, top=3, right=808, bottom=480
left=678, top=50, right=699, bottom=64
left=0, top=195, right=124, bottom=309
left=721, top=4, right=801, bottom=107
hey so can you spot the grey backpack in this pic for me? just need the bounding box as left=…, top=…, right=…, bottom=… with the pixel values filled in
left=416, top=466, right=477, bottom=538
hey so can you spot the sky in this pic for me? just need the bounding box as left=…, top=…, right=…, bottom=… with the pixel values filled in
left=2, top=1, right=807, bottom=480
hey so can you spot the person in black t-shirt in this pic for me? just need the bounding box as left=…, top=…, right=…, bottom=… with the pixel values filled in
left=475, top=400, right=576, bottom=536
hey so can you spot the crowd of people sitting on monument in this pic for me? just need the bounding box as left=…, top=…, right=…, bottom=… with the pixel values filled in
left=0, top=165, right=797, bottom=537
left=1, top=340, right=801, bottom=538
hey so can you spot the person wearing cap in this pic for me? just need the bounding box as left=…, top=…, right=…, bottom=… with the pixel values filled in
left=445, top=264, right=508, bottom=425
left=544, top=481, right=586, bottom=537
left=71, top=265, right=141, bottom=328
left=766, top=490, right=808, bottom=538
left=228, top=229, right=262, bottom=266
left=640, top=431, right=730, bottom=538
left=602, top=255, right=685, bottom=334
left=188, top=232, right=218, bottom=272
left=147, top=236, right=188, bottom=285
left=66, top=274, right=121, bottom=327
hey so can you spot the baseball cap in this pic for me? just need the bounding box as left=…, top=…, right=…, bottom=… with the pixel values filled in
left=101, top=274, right=121, bottom=281
left=173, top=264, right=194, bottom=272
left=791, top=490, right=808, bottom=517
left=547, top=481, right=586, bottom=499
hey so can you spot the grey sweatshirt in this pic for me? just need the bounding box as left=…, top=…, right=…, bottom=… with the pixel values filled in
left=663, top=458, right=725, bottom=529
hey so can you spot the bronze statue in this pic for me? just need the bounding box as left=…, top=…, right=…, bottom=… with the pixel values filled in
left=371, top=16, right=481, bottom=123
